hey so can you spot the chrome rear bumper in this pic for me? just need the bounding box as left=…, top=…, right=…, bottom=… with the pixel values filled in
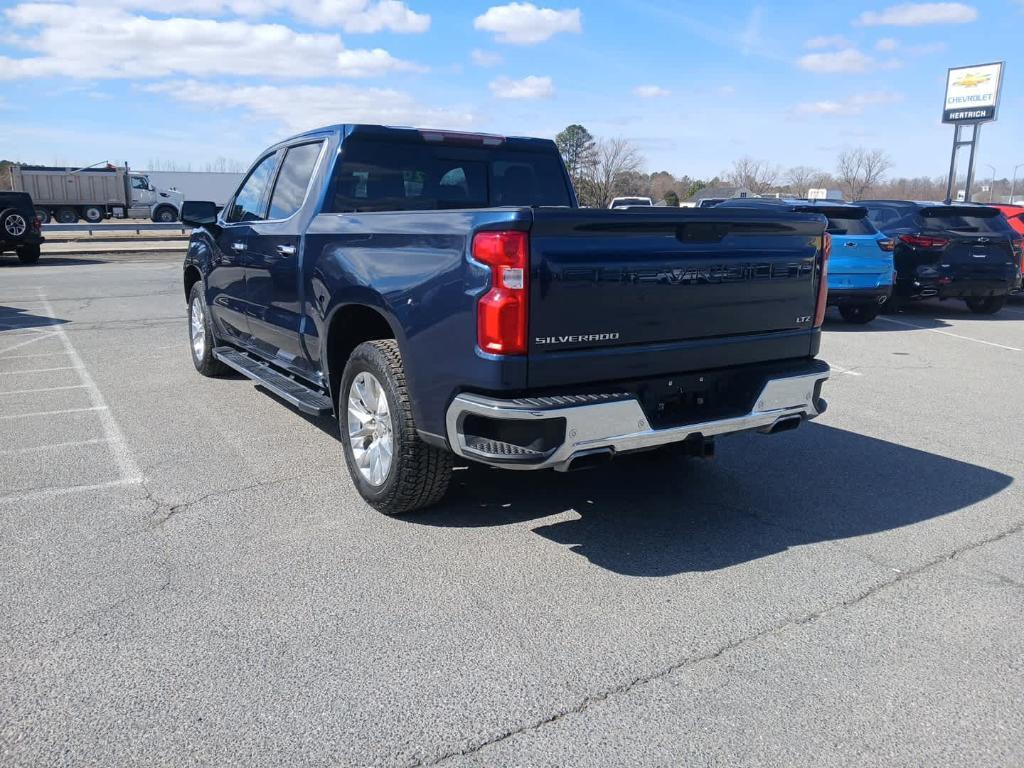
left=445, top=366, right=829, bottom=471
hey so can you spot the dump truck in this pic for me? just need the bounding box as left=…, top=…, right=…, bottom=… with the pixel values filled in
left=8, top=164, right=184, bottom=224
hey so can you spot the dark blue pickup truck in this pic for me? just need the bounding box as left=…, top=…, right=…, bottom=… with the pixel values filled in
left=182, top=124, right=831, bottom=514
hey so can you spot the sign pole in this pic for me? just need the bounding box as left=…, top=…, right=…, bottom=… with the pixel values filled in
left=941, top=62, right=1004, bottom=204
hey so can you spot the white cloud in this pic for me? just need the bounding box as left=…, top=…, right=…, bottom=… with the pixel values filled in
left=875, top=37, right=899, bottom=51
left=856, top=2, right=977, bottom=26
left=473, top=3, right=581, bottom=45
left=794, top=91, right=904, bottom=116
left=147, top=80, right=474, bottom=132
left=83, top=0, right=431, bottom=32
left=805, top=35, right=851, bottom=49
left=633, top=84, right=670, bottom=98
left=470, top=48, right=503, bottom=67
left=488, top=75, right=554, bottom=99
left=0, top=4, right=421, bottom=79
left=798, top=48, right=875, bottom=73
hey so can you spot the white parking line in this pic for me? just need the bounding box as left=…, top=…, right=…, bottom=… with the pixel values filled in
left=0, top=478, right=143, bottom=505
left=876, top=316, right=1022, bottom=352
left=0, top=405, right=107, bottom=420
left=0, top=366, right=80, bottom=375
left=38, top=293, right=144, bottom=484
left=0, top=350, right=70, bottom=360
left=0, top=384, right=88, bottom=396
left=0, top=332, right=59, bottom=356
left=0, top=437, right=111, bottom=456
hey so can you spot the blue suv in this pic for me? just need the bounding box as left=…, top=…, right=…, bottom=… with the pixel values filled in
left=718, top=198, right=894, bottom=323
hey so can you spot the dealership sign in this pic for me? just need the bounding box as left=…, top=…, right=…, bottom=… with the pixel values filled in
left=942, top=62, right=1004, bottom=123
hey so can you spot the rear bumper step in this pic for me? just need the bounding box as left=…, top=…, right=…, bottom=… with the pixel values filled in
left=213, top=347, right=333, bottom=416
left=446, top=364, right=830, bottom=471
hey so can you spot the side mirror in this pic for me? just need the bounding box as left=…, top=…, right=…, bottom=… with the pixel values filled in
left=181, top=200, right=218, bottom=227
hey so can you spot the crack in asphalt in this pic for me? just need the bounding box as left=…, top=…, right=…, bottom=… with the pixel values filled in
left=49, top=476, right=303, bottom=643
left=408, top=517, right=1024, bottom=767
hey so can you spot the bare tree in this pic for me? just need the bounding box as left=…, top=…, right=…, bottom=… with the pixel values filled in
left=726, top=156, right=780, bottom=194
left=835, top=147, right=892, bottom=200
left=785, top=165, right=830, bottom=196
left=582, top=137, right=644, bottom=207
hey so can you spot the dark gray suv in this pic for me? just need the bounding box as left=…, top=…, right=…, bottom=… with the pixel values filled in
left=1, top=191, right=44, bottom=264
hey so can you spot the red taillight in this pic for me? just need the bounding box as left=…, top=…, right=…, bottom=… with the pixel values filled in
left=899, top=233, right=949, bottom=249
left=813, top=232, right=830, bottom=328
left=878, top=238, right=895, bottom=252
left=473, top=230, right=528, bottom=355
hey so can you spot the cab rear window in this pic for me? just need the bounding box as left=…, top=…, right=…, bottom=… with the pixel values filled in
left=327, top=138, right=572, bottom=213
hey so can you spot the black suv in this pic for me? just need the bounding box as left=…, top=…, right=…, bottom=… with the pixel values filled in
left=862, top=200, right=1022, bottom=314
left=1, top=191, right=44, bottom=264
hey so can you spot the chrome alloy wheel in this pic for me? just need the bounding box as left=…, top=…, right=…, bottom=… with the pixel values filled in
left=190, top=295, right=206, bottom=359
left=347, top=371, right=394, bottom=486
left=4, top=213, right=27, bottom=237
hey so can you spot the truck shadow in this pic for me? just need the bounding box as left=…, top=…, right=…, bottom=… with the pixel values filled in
left=0, top=306, right=69, bottom=331
left=0, top=256, right=107, bottom=267
left=410, top=423, right=1012, bottom=577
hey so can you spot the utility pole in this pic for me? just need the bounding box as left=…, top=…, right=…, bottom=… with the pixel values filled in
left=1011, top=162, right=1024, bottom=203
left=983, top=164, right=995, bottom=202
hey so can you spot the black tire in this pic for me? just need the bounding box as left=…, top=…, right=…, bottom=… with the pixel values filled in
left=965, top=295, right=1006, bottom=315
left=55, top=207, right=78, bottom=224
left=153, top=206, right=178, bottom=223
left=187, top=281, right=228, bottom=377
left=34, top=207, right=51, bottom=225
left=16, top=243, right=41, bottom=264
left=340, top=340, right=452, bottom=515
left=1, top=208, right=28, bottom=239
left=838, top=303, right=881, bottom=324
left=82, top=206, right=104, bottom=224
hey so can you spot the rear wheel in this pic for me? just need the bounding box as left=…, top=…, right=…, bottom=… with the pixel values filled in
left=82, top=205, right=104, bottom=224
left=16, top=243, right=41, bottom=264
left=187, top=281, right=227, bottom=376
left=55, top=207, right=78, bottom=224
left=340, top=340, right=452, bottom=515
left=965, top=295, right=1006, bottom=315
left=34, top=207, right=51, bottom=225
left=838, top=303, right=881, bottom=324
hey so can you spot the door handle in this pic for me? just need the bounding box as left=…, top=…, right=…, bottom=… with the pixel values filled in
left=277, top=245, right=296, bottom=256
left=231, top=241, right=247, bottom=251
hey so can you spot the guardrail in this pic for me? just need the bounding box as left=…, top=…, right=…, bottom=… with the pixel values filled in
left=42, top=222, right=191, bottom=235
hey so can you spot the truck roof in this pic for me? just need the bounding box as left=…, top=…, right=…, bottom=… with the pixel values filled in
left=276, top=124, right=558, bottom=154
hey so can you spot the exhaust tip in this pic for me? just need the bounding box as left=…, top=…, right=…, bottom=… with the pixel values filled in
left=769, top=416, right=802, bottom=434
left=565, top=448, right=614, bottom=471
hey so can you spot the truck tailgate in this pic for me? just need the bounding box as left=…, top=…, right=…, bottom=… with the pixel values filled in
left=526, top=208, right=826, bottom=388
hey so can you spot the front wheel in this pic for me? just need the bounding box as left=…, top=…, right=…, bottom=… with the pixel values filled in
left=153, top=206, right=178, bottom=223
left=965, top=295, right=1007, bottom=315
left=340, top=340, right=452, bottom=515
left=838, top=303, right=881, bottom=324
left=187, top=281, right=227, bottom=376
left=82, top=206, right=104, bottom=224
left=16, top=243, right=41, bottom=264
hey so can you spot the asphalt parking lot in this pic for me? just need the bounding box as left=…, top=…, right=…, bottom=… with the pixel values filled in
left=2, top=251, right=1023, bottom=767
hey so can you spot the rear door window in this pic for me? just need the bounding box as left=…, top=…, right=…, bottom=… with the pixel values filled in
left=915, top=208, right=1012, bottom=234
left=826, top=216, right=876, bottom=235
left=268, top=142, right=323, bottom=220
left=226, top=153, right=278, bottom=223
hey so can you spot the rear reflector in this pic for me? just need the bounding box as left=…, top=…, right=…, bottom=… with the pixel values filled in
left=814, top=232, right=831, bottom=328
left=899, top=233, right=949, bottom=249
left=473, top=230, right=528, bottom=355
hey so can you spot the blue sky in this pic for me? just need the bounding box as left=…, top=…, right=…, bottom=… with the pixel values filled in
left=0, top=1, right=1020, bottom=180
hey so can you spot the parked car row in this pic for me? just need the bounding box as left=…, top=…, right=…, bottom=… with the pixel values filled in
left=716, top=197, right=1024, bottom=320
